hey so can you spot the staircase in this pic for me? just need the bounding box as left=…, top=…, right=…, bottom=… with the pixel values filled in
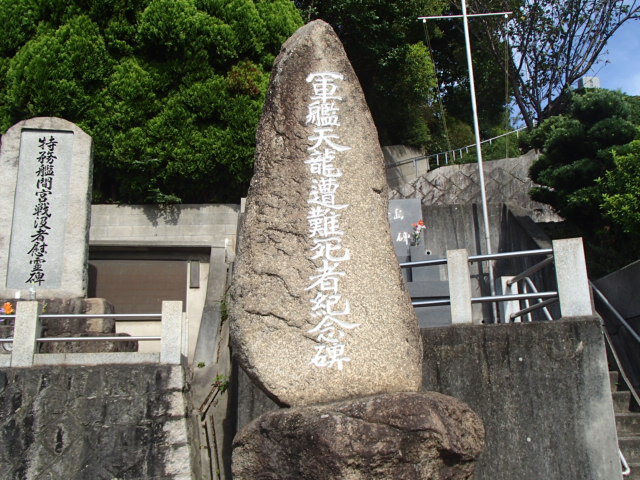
left=611, top=370, right=640, bottom=478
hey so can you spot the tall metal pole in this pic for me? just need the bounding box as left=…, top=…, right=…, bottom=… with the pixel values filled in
left=460, top=0, right=497, bottom=320
left=421, top=3, right=512, bottom=321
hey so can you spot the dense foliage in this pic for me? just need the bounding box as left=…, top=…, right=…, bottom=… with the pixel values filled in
left=296, top=0, right=514, bottom=154
left=0, top=0, right=303, bottom=203
left=524, top=89, right=640, bottom=274
left=296, top=0, right=445, bottom=148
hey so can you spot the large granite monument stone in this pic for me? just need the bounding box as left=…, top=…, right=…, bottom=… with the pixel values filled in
left=0, top=117, right=93, bottom=299
left=231, top=20, right=484, bottom=479
left=229, top=20, right=423, bottom=407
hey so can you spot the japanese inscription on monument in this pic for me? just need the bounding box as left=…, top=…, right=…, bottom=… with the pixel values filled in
left=305, top=72, right=356, bottom=370
left=7, top=130, right=73, bottom=289
left=26, top=135, right=59, bottom=285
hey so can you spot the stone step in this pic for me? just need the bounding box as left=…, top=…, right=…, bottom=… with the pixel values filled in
left=611, top=371, right=620, bottom=392
left=617, top=413, right=640, bottom=436
left=619, top=437, right=640, bottom=464
left=615, top=391, right=632, bottom=413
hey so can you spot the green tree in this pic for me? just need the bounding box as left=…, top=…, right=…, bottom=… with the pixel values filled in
left=469, top=0, right=640, bottom=130
left=0, top=0, right=303, bottom=203
left=425, top=3, right=513, bottom=152
left=296, top=0, right=447, bottom=148
left=525, top=89, right=640, bottom=274
left=601, top=140, right=640, bottom=239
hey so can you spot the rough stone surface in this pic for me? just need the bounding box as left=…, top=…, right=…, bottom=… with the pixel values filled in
left=388, top=152, right=561, bottom=223
left=232, top=391, right=484, bottom=480
left=0, top=364, right=194, bottom=480
left=229, top=20, right=421, bottom=406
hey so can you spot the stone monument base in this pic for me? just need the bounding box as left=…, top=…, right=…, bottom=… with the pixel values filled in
left=232, top=391, right=484, bottom=480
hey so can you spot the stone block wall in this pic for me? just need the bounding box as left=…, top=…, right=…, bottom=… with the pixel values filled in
left=389, top=151, right=561, bottom=224
left=0, top=364, right=195, bottom=480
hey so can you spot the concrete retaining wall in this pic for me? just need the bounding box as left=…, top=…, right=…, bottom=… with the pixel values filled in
left=0, top=364, right=196, bottom=480
left=90, top=204, right=240, bottom=250
left=422, top=317, right=621, bottom=480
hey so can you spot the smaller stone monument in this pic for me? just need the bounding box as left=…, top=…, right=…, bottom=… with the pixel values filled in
left=0, top=117, right=93, bottom=299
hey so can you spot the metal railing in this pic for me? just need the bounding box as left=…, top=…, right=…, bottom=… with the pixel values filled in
left=402, top=247, right=558, bottom=322
left=401, top=238, right=593, bottom=323
left=386, top=127, right=527, bottom=175
left=595, top=288, right=639, bottom=478
left=0, top=301, right=184, bottom=367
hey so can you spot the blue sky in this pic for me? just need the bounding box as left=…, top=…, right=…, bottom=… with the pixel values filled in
left=588, top=19, right=640, bottom=95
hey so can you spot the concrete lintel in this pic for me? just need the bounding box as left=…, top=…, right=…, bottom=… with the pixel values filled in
left=447, top=249, right=473, bottom=324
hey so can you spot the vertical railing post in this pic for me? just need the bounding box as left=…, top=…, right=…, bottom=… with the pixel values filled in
left=553, top=238, right=594, bottom=317
left=11, top=301, right=41, bottom=367
left=160, top=301, right=183, bottom=364
left=447, top=249, right=473, bottom=324
left=499, top=276, right=520, bottom=323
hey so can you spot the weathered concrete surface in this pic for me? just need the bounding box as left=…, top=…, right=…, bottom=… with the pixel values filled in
left=90, top=204, right=239, bottom=250
left=0, top=365, right=194, bottom=480
left=230, top=20, right=421, bottom=406
left=232, top=392, right=484, bottom=480
left=422, top=318, right=622, bottom=480
left=389, top=152, right=560, bottom=223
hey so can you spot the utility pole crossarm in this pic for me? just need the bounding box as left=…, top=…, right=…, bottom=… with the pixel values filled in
left=418, top=12, right=511, bottom=21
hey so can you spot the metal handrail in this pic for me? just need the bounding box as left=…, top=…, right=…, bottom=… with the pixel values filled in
left=0, top=312, right=163, bottom=347
left=472, top=292, right=557, bottom=303
left=510, top=298, right=557, bottom=321
left=400, top=258, right=447, bottom=268
left=469, top=249, right=553, bottom=263
left=521, top=278, right=554, bottom=321
left=591, top=282, right=640, bottom=345
left=386, top=126, right=527, bottom=170
left=620, top=449, right=631, bottom=477
left=37, top=336, right=160, bottom=342
left=412, top=299, right=451, bottom=307
left=507, top=256, right=554, bottom=286
left=400, top=248, right=554, bottom=269
left=412, top=291, right=558, bottom=308
left=39, top=313, right=161, bottom=319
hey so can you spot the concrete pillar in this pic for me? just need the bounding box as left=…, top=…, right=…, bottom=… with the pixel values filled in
left=447, top=249, right=473, bottom=324
left=553, top=238, right=594, bottom=317
left=161, top=301, right=183, bottom=364
left=11, top=301, right=41, bottom=367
